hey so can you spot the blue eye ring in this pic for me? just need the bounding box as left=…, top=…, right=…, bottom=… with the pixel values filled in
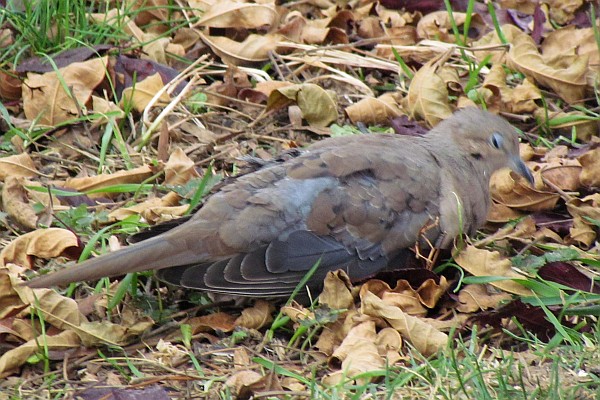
left=490, top=132, right=503, bottom=149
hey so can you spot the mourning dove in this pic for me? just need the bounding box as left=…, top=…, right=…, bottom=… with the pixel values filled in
left=26, top=108, right=533, bottom=297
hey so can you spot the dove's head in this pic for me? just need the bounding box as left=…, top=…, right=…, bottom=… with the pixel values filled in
left=431, top=107, right=534, bottom=185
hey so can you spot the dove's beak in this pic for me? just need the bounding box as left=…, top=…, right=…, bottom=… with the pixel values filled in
left=510, top=156, right=534, bottom=186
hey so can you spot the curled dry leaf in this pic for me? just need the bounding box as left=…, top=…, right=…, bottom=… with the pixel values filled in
left=150, top=340, right=189, bottom=368
left=487, top=202, right=526, bottom=223
left=345, top=92, right=402, bottom=125
left=0, top=70, right=21, bottom=100
left=2, top=176, right=40, bottom=230
left=11, top=280, right=84, bottom=330
left=363, top=276, right=449, bottom=313
left=362, top=279, right=427, bottom=316
left=109, top=192, right=187, bottom=223
left=314, top=311, right=360, bottom=356
left=566, top=194, right=600, bottom=248
left=454, top=245, right=533, bottom=296
left=404, top=54, right=453, bottom=127
left=91, top=95, right=126, bottom=121
left=235, top=299, right=274, bottom=330
left=23, top=57, right=108, bottom=125
left=482, top=65, right=541, bottom=114
left=200, top=32, right=283, bottom=66
left=267, top=83, right=338, bottom=127
left=360, top=290, right=448, bottom=357
left=534, top=160, right=582, bottom=191
left=542, top=26, right=599, bottom=70
left=120, top=73, right=171, bottom=113
left=318, top=270, right=355, bottom=310
left=417, top=10, right=485, bottom=42
left=196, top=1, right=278, bottom=30
left=504, top=24, right=588, bottom=103
left=578, top=147, right=600, bottom=187
left=491, top=169, right=560, bottom=212
left=0, top=330, right=80, bottom=379
left=281, top=302, right=315, bottom=323
left=328, top=320, right=378, bottom=370
left=0, top=228, right=79, bottom=269
left=225, top=370, right=263, bottom=397
left=0, top=268, right=27, bottom=319
left=185, top=312, right=237, bottom=335
left=77, top=318, right=154, bottom=347
left=63, top=164, right=154, bottom=195
left=325, top=320, right=385, bottom=385
left=457, top=284, right=513, bottom=313
left=164, top=147, right=201, bottom=185
left=0, top=153, right=38, bottom=181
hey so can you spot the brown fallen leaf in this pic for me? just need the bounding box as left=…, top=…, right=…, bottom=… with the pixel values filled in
left=196, top=1, right=278, bottom=29
left=0, top=153, right=38, bottom=181
left=566, top=194, right=600, bottom=248
left=63, top=165, right=154, bottom=195
left=200, top=32, right=283, bottom=66
left=23, top=57, right=108, bottom=125
left=0, top=228, right=79, bottom=269
left=491, top=169, right=560, bottom=212
left=267, top=83, right=338, bottom=128
left=235, top=299, right=274, bottom=330
left=578, top=147, right=600, bottom=187
left=2, top=176, right=40, bottom=230
left=164, top=147, right=200, bottom=185
left=325, top=320, right=385, bottom=385
left=504, top=24, right=588, bottom=103
left=318, top=270, right=355, bottom=310
left=345, top=92, right=402, bottom=125
left=120, top=73, right=171, bottom=113
left=0, top=330, right=81, bottom=379
left=404, top=51, right=453, bottom=127
left=417, top=10, right=485, bottom=42
left=360, top=289, right=448, bottom=357
left=457, top=284, right=513, bottom=313
left=454, top=245, right=532, bottom=296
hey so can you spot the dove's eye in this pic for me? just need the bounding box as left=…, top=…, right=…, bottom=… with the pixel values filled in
left=490, top=132, right=503, bottom=149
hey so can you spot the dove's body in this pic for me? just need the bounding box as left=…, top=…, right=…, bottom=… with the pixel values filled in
left=27, top=108, right=533, bottom=297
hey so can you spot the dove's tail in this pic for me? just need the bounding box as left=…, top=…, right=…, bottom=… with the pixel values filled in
left=25, top=232, right=201, bottom=288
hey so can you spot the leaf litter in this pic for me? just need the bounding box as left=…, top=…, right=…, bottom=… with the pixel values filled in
left=0, top=0, right=599, bottom=397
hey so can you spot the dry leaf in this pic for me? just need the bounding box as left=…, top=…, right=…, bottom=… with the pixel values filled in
left=504, top=24, right=588, bottom=103
left=197, top=1, right=279, bottom=29
left=2, top=176, right=40, bottom=230
left=457, top=284, right=512, bottom=313
left=404, top=54, right=453, bottom=126
left=491, top=168, right=560, bottom=212
left=318, top=270, right=355, bottom=310
left=345, top=92, right=402, bottom=125
left=0, top=228, right=79, bottom=268
left=235, top=299, right=274, bottom=330
left=454, top=245, right=533, bottom=296
left=360, top=289, right=448, bottom=356
left=578, top=147, right=600, bottom=187
left=566, top=194, right=600, bottom=248
left=0, top=153, right=38, bottom=181
left=164, top=147, right=200, bottom=185
left=23, top=57, right=108, bottom=125
left=267, top=83, right=338, bottom=127
left=63, top=165, right=154, bottom=194
left=0, top=330, right=81, bottom=379
left=120, top=73, right=171, bottom=113
left=200, top=32, right=283, bottom=65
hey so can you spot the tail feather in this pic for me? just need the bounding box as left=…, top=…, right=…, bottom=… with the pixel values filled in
left=25, top=234, right=200, bottom=288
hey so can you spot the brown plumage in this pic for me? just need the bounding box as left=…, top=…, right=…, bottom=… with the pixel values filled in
left=26, top=108, right=533, bottom=297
